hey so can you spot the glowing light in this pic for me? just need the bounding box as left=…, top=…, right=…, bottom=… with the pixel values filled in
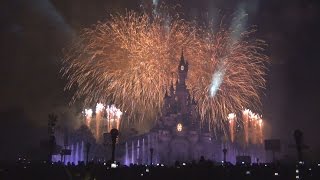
left=111, top=163, right=117, bottom=168
left=228, top=113, right=236, bottom=120
left=177, top=123, right=183, bottom=132
left=85, top=109, right=93, bottom=117
left=96, top=103, right=105, bottom=113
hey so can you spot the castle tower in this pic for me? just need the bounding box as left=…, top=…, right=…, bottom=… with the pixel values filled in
left=175, top=51, right=189, bottom=115
left=177, top=50, right=188, bottom=85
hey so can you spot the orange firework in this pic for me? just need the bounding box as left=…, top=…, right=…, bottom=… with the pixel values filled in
left=62, top=9, right=268, bottom=131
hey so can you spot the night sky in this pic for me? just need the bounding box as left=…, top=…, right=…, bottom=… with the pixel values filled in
left=1, top=0, right=320, bottom=161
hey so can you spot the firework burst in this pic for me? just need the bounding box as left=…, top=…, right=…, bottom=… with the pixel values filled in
left=62, top=9, right=268, bottom=131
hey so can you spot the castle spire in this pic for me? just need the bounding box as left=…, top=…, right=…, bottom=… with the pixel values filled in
left=181, top=48, right=184, bottom=61
left=180, top=49, right=185, bottom=65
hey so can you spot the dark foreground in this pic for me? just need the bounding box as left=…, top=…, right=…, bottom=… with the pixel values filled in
left=1, top=160, right=319, bottom=180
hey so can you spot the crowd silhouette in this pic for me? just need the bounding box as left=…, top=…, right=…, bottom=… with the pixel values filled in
left=1, top=156, right=319, bottom=180
left=0, top=127, right=315, bottom=180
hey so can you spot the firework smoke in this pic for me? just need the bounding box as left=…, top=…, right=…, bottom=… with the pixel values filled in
left=62, top=8, right=268, bottom=131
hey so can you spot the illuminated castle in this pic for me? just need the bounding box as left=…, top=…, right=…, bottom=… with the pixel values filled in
left=122, top=52, right=266, bottom=165
left=123, top=52, right=222, bottom=165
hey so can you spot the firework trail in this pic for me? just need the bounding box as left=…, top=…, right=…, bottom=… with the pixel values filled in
left=241, top=109, right=264, bottom=145
left=62, top=8, right=268, bottom=131
left=106, top=104, right=123, bottom=132
left=227, top=113, right=236, bottom=142
left=95, top=103, right=105, bottom=140
left=84, top=108, right=93, bottom=127
left=257, top=118, right=263, bottom=144
left=250, top=113, right=258, bottom=144
left=250, top=112, right=264, bottom=144
left=242, top=109, right=251, bottom=144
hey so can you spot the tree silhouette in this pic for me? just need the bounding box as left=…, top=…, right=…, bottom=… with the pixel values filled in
left=110, top=128, right=119, bottom=162
left=293, top=129, right=309, bottom=162
left=223, top=148, right=227, bottom=162
left=48, top=113, right=58, bottom=163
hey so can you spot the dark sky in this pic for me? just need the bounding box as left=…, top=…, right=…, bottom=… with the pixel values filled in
left=0, top=0, right=320, bottom=161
